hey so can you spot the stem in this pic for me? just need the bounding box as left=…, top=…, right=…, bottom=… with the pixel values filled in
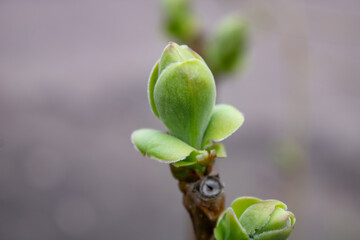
left=181, top=174, right=225, bottom=240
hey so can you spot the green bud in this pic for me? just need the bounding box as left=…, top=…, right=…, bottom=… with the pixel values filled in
left=160, top=0, right=199, bottom=42
left=214, top=197, right=295, bottom=240
left=205, top=15, right=248, bottom=75
left=149, top=42, right=216, bottom=149
left=132, top=42, right=244, bottom=165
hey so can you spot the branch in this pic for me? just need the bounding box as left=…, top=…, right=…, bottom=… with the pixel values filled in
left=182, top=174, right=225, bottom=240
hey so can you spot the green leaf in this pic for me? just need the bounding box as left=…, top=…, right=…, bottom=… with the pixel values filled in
left=148, top=44, right=204, bottom=120
left=172, top=151, right=208, bottom=167
left=253, top=226, right=294, bottom=240
left=231, top=196, right=261, bottom=219
left=159, top=43, right=200, bottom=73
left=239, top=200, right=287, bottom=236
left=202, top=104, right=244, bottom=148
left=154, top=59, right=216, bottom=149
left=209, top=143, right=227, bottom=158
left=131, top=128, right=197, bottom=163
left=288, top=211, right=296, bottom=226
left=148, top=61, right=160, bottom=118
left=257, top=207, right=292, bottom=234
left=214, top=208, right=250, bottom=240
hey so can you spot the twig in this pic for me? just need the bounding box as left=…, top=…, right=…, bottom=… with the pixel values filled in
left=181, top=174, right=225, bottom=240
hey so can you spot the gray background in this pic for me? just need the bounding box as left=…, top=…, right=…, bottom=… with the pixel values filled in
left=0, top=0, right=359, bottom=239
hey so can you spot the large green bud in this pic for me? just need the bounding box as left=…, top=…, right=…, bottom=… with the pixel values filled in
left=148, top=42, right=216, bottom=149
left=132, top=42, right=243, bottom=166
left=214, top=197, right=296, bottom=240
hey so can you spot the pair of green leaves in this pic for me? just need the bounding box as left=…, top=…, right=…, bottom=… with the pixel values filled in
left=131, top=42, right=244, bottom=166
left=132, top=103, right=243, bottom=165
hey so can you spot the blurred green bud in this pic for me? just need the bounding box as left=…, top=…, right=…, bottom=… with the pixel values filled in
left=215, top=197, right=295, bottom=240
left=132, top=42, right=244, bottom=166
left=160, top=0, right=199, bottom=42
left=149, top=42, right=215, bottom=149
left=205, top=15, right=248, bottom=75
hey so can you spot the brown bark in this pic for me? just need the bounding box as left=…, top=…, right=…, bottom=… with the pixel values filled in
left=181, top=175, right=225, bottom=240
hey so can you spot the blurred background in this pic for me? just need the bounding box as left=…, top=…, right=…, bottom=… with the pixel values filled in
left=0, top=0, right=359, bottom=239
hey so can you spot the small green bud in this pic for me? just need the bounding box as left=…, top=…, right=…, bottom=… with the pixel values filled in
left=160, top=0, right=199, bottom=42
left=205, top=15, right=248, bottom=75
left=149, top=42, right=216, bottom=149
left=214, top=197, right=295, bottom=240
